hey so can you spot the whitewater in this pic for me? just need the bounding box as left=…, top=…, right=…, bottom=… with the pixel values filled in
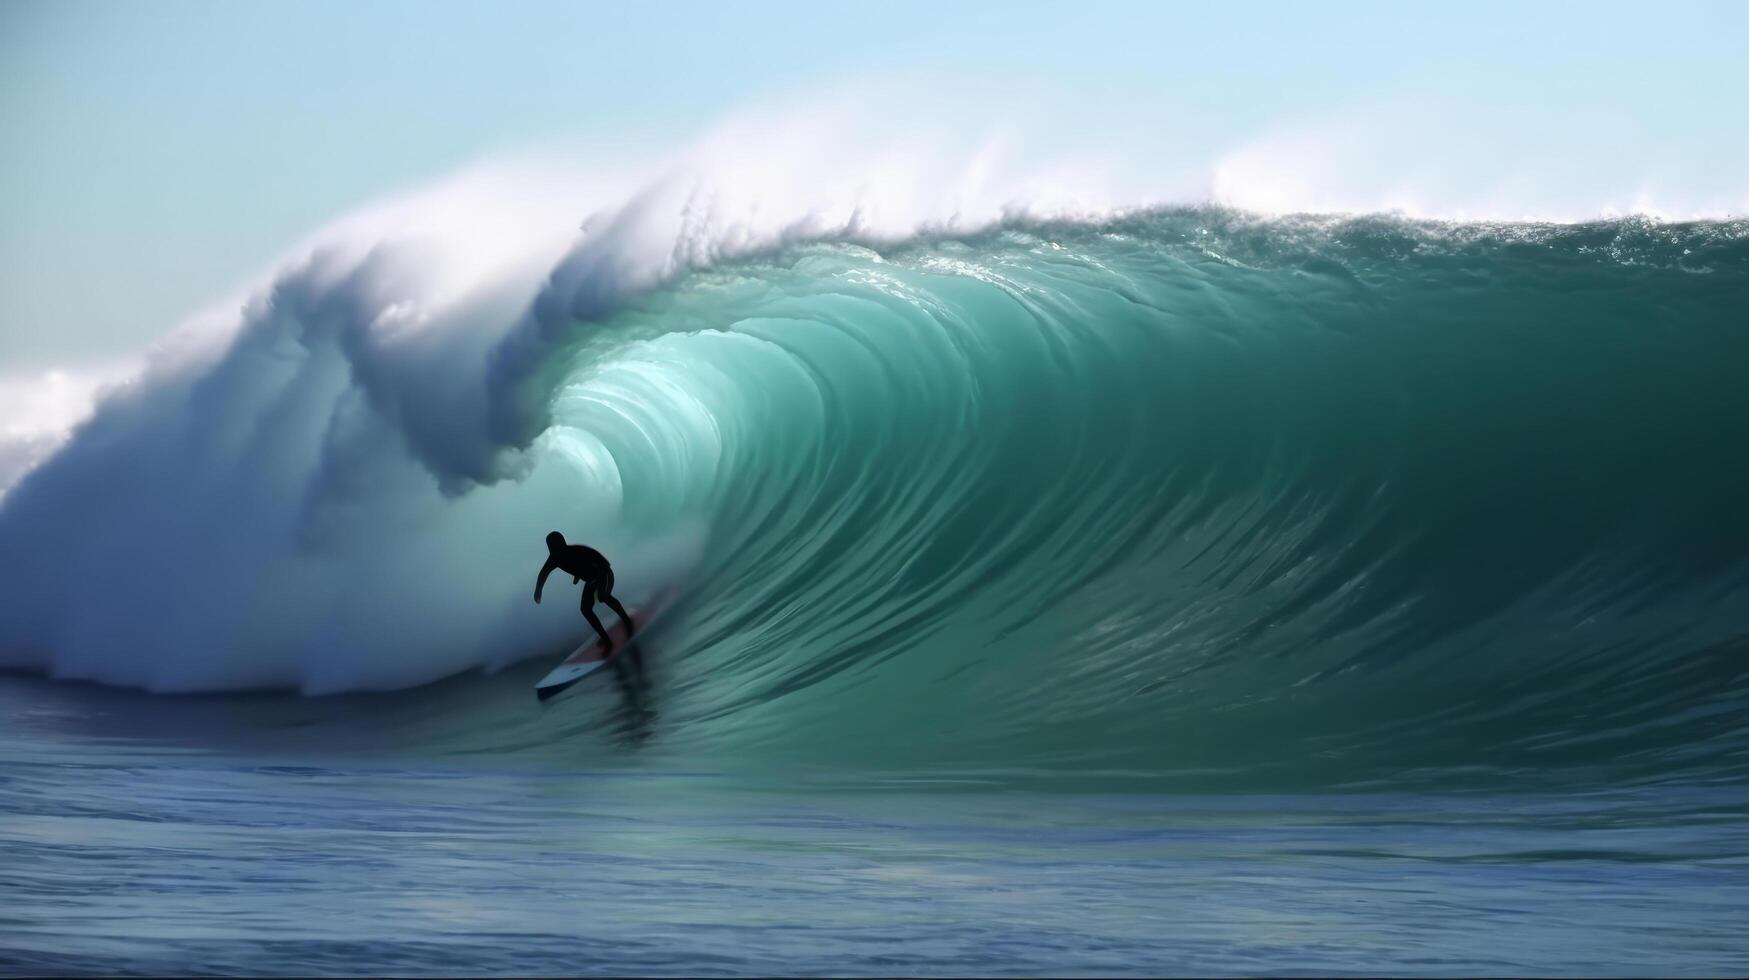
left=4, top=124, right=1749, bottom=975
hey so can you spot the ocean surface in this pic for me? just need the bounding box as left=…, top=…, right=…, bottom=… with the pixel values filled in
left=3, top=210, right=1749, bottom=975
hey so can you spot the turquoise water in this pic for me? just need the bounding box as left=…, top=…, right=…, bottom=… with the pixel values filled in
left=3, top=211, right=1749, bottom=973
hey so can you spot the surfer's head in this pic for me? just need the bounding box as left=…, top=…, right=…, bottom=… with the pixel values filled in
left=545, top=531, right=565, bottom=552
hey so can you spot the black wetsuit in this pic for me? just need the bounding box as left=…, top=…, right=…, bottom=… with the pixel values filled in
left=534, top=544, right=633, bottom=651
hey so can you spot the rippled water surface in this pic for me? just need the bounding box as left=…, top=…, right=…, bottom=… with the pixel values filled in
left=5, top=674, right=1748, bottom=977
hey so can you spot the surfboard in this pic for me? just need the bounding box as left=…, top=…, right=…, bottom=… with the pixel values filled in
left=534, top=591, right=671, bottom=702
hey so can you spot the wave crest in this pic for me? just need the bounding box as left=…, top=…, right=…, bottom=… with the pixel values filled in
left=4, top=203, right=1748, bottom=785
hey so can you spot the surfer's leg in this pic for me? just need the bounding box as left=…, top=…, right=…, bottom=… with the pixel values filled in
left=580, top=586, right=612, bottom=650
left=602, top=594, right=634, bottom=634
left=598, top=583, right=643, bottom=689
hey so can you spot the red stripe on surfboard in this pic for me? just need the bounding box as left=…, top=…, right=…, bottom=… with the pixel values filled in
left=558, top=606, right=647, bottom=665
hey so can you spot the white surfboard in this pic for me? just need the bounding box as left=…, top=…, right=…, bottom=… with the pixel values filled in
left=534, top=591, right=671, bottom=702
left=534, top=650, right=617, bottom=700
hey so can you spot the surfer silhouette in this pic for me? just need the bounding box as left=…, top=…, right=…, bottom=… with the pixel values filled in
left=532, top=532, right=653, bottom=721
left=534, top=531, right=636, bottom=655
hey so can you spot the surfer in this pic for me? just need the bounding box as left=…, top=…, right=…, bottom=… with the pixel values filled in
left=534, top=531, right=635, bottom=655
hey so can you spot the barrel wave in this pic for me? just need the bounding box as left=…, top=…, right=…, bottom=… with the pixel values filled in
left=3, top=207, right=1747, bottom=788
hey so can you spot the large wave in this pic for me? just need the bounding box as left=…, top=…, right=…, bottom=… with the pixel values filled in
left=2, top=154, right=1747, bottom=784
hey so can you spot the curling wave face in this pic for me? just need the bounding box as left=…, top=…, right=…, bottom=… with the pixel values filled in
left=3, top=207, right=1748, bottom=787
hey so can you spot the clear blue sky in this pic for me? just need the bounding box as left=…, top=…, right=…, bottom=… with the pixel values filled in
left=3, top=0, right=1745, bottom=367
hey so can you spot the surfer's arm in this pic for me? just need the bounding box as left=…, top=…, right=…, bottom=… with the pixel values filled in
left=534, top=557, right=557, bottom=603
